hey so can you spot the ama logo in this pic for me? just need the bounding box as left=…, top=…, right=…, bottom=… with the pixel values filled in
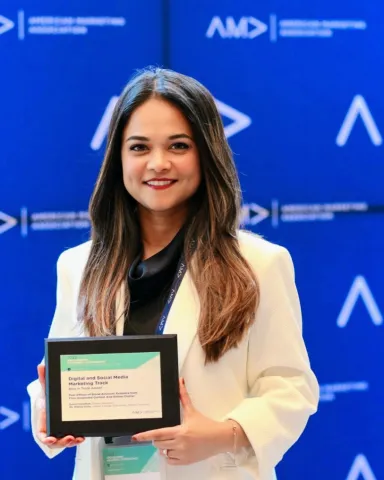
left=206, top=16, right=268, bottom=39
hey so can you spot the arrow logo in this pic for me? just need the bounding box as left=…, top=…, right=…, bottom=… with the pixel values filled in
left=214, top=99, right=252, bottom=138
left=336, top=95, right=382, bottom=146
left=337, top=276, right=382, bottom=327
left=91, top=97, right=251, bottom=151
left=0, top=15, right=15, bottom=35
left=0, top=211, right=18, bottom=234
left=90, top=96, right=119, bottom=151
left=247, top=17, right=268, bottom=38
left=345, top=454, right=377, bottom=480
left=0, top=406, right=20, bottom=430
left=241, top=203, right=270, bottom=226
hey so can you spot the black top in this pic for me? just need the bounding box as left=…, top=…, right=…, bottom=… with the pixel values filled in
left=123, top=227, right=185, bottom=335
left=105, top=228, right=185, bottom=444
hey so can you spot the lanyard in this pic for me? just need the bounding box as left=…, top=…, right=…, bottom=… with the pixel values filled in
left=155, top=254, right=187, bottom=335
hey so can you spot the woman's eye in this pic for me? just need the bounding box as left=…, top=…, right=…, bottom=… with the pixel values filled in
left=129, top=144, right=147, bottom=152
left=171, top=142, right=189, bottom=150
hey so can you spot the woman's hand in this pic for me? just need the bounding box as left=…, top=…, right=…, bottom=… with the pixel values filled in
left=36, top=364, right=85, bottom=448
left=132, top=378, right=236, bottom=466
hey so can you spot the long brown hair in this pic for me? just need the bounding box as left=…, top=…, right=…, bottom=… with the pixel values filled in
left=78, top=67, right=259, bottom=362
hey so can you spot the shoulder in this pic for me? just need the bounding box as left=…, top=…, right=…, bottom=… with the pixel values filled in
left=237, top=229, right=295, bottom=278
left=57, top=240, right=92, bottom=273
left=237, top=229, right=285, bottom=255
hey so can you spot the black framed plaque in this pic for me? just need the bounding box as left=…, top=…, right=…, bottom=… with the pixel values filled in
left=44, top=335, right=180, bottom=438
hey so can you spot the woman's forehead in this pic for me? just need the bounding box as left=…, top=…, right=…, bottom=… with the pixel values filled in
left=123, top=98, right=193, bottom=138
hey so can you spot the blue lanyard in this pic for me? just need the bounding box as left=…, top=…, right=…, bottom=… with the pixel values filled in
left=155, top=255, right=187, bottom=335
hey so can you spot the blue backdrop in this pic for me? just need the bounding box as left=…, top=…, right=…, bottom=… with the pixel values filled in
left=1, top=1, right=382, bottom=479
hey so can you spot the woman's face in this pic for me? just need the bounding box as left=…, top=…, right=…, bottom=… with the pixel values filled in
left=121, top=97, right=201, bottom=217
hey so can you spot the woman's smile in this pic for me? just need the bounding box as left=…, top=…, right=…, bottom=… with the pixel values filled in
left=144, top=178, right=178, bottom=190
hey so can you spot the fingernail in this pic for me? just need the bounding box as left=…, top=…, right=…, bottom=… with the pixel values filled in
left=131, top=436, right=137, bottom=442
left=182, top=378, right=185, bottom=386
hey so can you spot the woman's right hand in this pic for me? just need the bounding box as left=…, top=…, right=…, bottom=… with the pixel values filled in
left=36, top=364, right=85, bottom=448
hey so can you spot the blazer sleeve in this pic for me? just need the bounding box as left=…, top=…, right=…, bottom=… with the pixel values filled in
left=26, top=250, right=77, bottom=459
left=225, top=246, right=319, bottom=477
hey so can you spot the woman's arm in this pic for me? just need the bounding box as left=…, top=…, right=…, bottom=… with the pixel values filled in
left=26, top=250, right=81, bottom=458
left=223, top=247, right=319, bottom=476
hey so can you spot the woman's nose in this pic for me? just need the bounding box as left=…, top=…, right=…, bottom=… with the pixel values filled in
left=147, top=151, right=171, bottom=172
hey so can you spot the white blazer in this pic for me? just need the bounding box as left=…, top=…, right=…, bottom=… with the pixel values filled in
left=27, top=230, right=319, bottom=480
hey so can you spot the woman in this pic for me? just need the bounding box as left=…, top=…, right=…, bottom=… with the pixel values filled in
left=27, top=67, right=319, bottom=480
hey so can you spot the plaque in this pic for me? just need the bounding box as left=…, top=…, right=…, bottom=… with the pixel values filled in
left=44, top=335, right=180, bottom=438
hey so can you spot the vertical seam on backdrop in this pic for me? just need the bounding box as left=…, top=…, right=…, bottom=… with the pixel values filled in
left=162, top=0, right=171, bottom=68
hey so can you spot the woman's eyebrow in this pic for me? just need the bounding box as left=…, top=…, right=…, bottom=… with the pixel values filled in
left=125, top=133, right=193, bottom=142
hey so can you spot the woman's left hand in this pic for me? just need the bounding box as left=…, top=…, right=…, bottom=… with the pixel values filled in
left=132, top=378, right=233, bottom=465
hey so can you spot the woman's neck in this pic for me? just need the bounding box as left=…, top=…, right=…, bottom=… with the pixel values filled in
left=138, top=206, right=187, bottom=260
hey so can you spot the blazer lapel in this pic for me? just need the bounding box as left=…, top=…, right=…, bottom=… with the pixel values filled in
left=114, top=270, right=199, bottom=372
left=163, top=270, right=199, bottom=373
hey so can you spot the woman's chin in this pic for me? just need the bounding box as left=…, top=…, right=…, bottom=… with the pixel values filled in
left=139, top=201, right=189, bottom=216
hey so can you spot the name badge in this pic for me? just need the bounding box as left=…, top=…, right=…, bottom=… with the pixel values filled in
left=103, top=443, right=161, bottom=479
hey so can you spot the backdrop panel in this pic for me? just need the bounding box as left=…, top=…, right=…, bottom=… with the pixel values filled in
left=0, top=1, right=162, bottom=478
left=168, top=1, right=383, bottom=478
